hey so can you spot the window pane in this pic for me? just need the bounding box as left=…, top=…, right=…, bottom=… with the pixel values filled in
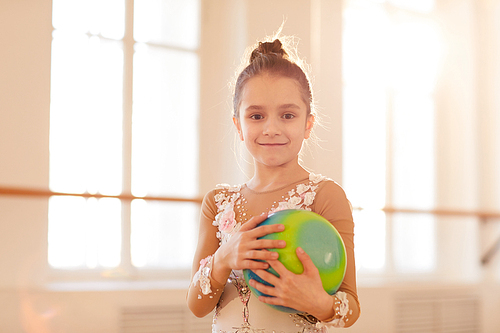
left=52, top=0, right=89, bottom=33
left=134, top=0, right=200, bottom=49
left=89, top=0, right=125, bottom=39
left=343, top=85, right=387, bottom=209
left=393, top=213, right=435, bottom=273
left=390, top=20, right=439, bottom=208
left=344, top=0, right=439, bottom=278
left=52, top=0, right=125, bottom=39
left=343, top=2, right=390, bottom=86
left=131, top=200, right=198, bottom=269
left=342, top=2, right=388, bottom=209
left=132, top=45, right=199, bottom=198
left=392, top=94, right=435, bottom=208
left=48, top=196, right=121, bottom=269
left=388, top=0, right=434, bottom=13
left=50, top=31, right=123, bottom=195
left=436, top=217, right=481, bottom=281
left=390, top=20, right=442, bottom=94
left=354, top=209, right=386, bottom=272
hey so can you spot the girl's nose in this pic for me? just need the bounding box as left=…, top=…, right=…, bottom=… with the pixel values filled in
left=262, top=118, right=281, bottom=136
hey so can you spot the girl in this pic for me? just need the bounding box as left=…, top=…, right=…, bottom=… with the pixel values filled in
left=187, top=37, right=360, bottom=332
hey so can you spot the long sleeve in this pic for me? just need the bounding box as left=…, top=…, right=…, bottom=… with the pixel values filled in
left=311, top=180, right=360, bottom=326
left=186, top=190, right=225, bottom=318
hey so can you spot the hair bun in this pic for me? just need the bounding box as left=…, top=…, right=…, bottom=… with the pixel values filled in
left=250, top=39, right=288, bottom=62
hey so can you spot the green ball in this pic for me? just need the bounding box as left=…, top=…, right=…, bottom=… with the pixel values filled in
left=243, top=209, right=347, bottom=313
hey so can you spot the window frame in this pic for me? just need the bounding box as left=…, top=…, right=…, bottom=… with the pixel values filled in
left=342, top=0, right=441, bottom=280
left=47, top=0, right=202, bottom=281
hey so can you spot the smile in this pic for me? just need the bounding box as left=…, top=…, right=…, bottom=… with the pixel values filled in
left=258, top=143, right=287, bottom=146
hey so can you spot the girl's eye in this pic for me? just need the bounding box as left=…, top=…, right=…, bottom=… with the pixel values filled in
left=250, top=114, right=263, bottom=120
left=283, top=113, right=295, bottom=120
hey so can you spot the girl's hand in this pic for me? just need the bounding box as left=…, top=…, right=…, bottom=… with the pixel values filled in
left=213, top=213, right=287, bottom=278
left=249, top=247, right=334, bottom=319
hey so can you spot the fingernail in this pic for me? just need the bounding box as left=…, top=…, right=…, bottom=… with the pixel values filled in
left=297, top=247, right=304, bottom=254
left=279, top=240, right=286, bottom=247
left=277, top=224, right=285, bottom=230
left=271, top=252, right=279, bottom=259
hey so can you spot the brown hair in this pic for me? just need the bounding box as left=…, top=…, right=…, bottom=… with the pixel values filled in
left=232, top=38, right=314, bottom=118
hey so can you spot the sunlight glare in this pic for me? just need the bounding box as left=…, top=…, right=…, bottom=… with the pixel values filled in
left=52, top=0, right=125, bottom=39
left=389, top=0, right=435, bottom=13
left=131, top=200, right=198, bottom=269
left=132, top=45, right=199, bottom=198
left=393, top=213, right=436, bottom=273
left=48, top=197, right=121, bottom=268
left=354, top=209, right=386, bottom=271
left=344, top=0, right=440, bottom=275
left=134, top=0, right=200, bottom=49
left=389, top=21, right=443, bottom=94
left=50, top=31, right=123, bottom=195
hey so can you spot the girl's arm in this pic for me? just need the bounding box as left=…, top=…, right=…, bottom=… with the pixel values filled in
left=186, top=203, right=224, bottom=318
left=187, top=192, right=286, bottom=318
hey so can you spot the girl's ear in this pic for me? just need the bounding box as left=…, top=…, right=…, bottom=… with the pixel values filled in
left=304, top=114, right=315, bottom=139
left=233, top=117, right=244, bottom=141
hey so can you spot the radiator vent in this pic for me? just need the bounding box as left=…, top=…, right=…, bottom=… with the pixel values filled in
left=395, top=293, right=480, bottom=333
left=120, top=305, right=212, bottom=333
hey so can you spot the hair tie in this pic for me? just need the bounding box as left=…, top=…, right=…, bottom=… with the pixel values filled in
left=250, top=39, right=287, bottom=62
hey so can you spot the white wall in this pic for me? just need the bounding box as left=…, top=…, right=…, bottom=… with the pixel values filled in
left=1, top=0, right=500, bottom=332
left=0, top=0, right=51, bottom=290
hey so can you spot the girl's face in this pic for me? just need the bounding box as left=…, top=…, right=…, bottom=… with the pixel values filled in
left=234, top=74, right=314, bottom=169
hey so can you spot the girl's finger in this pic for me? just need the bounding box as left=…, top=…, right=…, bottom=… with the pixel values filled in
left=239, top=213, right=268, bottom=231
left=250, top=223, right=285, bottom=239
left=295, top=247, right=318, bottom=275
left=258, top=295, right=284, bottom=307
left=252, top=239, right=286, bottom=250
left=247, top=249, right=280, bottom=261
left=266, top=258, right=290, bottom=277
left=242, top=259, right=269, bottom=270
left=251, top=268, right=281, bottom=286
left=249, top=271, right=278, bottom=296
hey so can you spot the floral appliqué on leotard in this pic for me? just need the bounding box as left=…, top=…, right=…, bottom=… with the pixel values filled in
left=213, top=173, right=326, bottom=245
left=211, top=173, right=334, bottom=333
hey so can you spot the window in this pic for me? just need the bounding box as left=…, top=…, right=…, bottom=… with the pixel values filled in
left=342, top=0, right=441, bottom=276
left=48, top=0, right=200, bottom=274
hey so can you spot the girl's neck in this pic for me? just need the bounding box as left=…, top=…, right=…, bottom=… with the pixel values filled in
left=246, top=163, right=310, bottom=193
